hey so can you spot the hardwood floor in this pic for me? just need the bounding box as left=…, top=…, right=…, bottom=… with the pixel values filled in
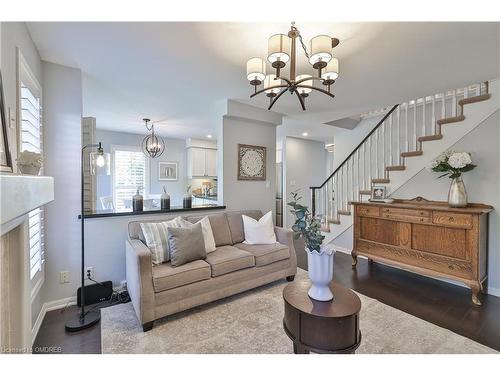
left=33, top=252, right=500, bottom=354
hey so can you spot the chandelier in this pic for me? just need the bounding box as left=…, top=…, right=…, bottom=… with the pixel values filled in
left=246, top=22, right=339, bottom=111
left=141, top=118, right=165, bottom=158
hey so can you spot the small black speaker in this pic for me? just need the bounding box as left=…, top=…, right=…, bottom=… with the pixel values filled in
left=77, top=281, right=113, bottom=306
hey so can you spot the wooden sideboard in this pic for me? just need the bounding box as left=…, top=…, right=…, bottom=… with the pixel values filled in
left=351, top=197, right=493, bottom=306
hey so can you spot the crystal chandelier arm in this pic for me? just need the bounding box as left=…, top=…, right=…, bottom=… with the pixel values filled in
left=294, top=90, right=306, bottom=111
left=296, top=85, right=336, bottom=99
left=268, top=88, right=289, bottom=110
left=250, top=84, right=289, bottom=98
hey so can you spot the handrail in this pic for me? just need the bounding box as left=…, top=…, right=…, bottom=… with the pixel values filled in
left=310, top=104, right=399, bottom=190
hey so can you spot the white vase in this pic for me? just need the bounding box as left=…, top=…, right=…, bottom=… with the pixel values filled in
left=306, top=246, right=335, bottom=301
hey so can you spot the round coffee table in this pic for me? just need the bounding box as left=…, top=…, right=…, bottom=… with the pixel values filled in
left=283, top=279, right=362, bottom=354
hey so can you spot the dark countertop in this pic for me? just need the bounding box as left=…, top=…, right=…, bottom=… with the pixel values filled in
left=192, top=193, right=218, bottom=201
left=80, top=204, right=226, bottom=219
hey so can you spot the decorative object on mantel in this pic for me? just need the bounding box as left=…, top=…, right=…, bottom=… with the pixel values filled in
left=16, top=150, right=42, bottom=175
left=132, top=189, right=144, bottom=212
left=66, top=142, right=110, bottom=332
left=431, top=150, right=477, bottom=207
left=183, top=185, right=192, bottom=208
left=288, top=190, right=334, bottom=302
left=158, top=161, right=178, bottom=181
left=369, top=185, right=387, bottom=202
left=245, top=22, right=339, bottom=111
left=0, top=71, right=13, bottom=173
left=141, top=118, right=165, bottom=159
left=161, top=186, right=170, bottom=210
left=238, top=144, right=266, bottom=181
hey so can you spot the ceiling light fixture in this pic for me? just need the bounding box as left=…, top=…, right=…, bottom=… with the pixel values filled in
left=246, top=22, right=340, bottom=111
left=141, top=118, right=165, bottom=158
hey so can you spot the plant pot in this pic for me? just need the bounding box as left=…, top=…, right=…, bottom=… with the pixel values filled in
left=306, top=246, right=335, bottom=301
left=18, top=164, right=41, bottom=175
left=183, top=195, right=192, bottom=209
left=448, top=176, right=467, bottom=208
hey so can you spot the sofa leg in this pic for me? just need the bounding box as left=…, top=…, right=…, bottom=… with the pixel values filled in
left=286, top=275, right=295, bottom=282
left=142, top=321, right=154, bottom=332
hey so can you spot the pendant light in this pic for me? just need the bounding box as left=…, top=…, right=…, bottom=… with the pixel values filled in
left=141, top=118, right=165, bottom=158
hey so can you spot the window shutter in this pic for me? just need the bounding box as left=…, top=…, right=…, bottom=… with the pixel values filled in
left=113, top=149, right=147, bottom=210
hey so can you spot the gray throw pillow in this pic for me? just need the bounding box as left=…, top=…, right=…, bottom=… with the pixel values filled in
left=167, top=222, right=207, bottom=267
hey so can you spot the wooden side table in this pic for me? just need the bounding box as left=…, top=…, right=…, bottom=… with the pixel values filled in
left=283, top=279, right=361, bottom=354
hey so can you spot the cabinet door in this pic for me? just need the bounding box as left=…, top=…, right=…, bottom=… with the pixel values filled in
left=191, top=148, right=206, bottom=177
left=205, top=149, right=217, bottom=177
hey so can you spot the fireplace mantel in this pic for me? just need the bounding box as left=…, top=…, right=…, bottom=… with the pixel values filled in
left=1, top=175, right=54, bottom=235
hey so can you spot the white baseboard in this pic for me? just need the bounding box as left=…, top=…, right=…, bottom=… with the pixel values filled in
left=332, top=245, right=352, bottom=255
left=32, top=296, right=76, bottom=345
left=487, top=286, right=500, bottom=297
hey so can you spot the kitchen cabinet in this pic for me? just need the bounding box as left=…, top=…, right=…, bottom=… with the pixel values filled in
left=187, top=147, right=217, bottom=178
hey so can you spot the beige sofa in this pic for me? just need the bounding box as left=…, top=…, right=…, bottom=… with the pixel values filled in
left=126, top=210, right=297, bottom=331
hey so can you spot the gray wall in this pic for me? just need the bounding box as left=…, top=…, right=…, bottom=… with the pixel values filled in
left=95, top=129, right=188, bottom=207
left=333, top=110, right=500, bottom=295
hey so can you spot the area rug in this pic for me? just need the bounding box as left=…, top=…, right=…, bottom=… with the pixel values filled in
left=101, top=270, right=495, bottom=354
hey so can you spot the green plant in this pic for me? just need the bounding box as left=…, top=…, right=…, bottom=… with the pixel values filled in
left=431, top=150, right=476, bottom=179
left=287, top=190, right=325, bottom=253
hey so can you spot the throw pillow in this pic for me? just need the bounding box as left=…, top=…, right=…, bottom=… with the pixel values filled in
left=168, top=223, right=207, bottom=267
left=140, top=218, right=179, bottom=265
left=242, top=211, right=277, bottom=245
left=176, top=216, right=217, bottom=253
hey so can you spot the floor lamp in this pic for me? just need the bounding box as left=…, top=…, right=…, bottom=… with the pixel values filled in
left=65, top=142, right=110, bottom=331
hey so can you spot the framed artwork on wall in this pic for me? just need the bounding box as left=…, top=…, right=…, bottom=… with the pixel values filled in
left=158, top=161, right=178, bottom=181
left=0, top=71, right=13, bottom=173
left=238, top=144, right=266, bottom=181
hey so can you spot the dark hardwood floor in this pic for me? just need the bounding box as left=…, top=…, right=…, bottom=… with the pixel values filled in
left=33, top=252, right=500, bottom=354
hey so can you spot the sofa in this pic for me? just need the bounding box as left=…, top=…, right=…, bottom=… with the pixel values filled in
left=126, top=210, right=297, bottom=331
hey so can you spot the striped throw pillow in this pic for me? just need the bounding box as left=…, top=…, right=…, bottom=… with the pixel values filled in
left=140, top=218, right=179, bottom=265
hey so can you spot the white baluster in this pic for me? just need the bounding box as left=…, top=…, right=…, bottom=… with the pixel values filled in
left=413, top=99, right=417, bottom=149
left=441, top=92, right=446, bottom=119
left=431, top=95, right=436, bottom=134
left=422, top=96, right=426, bottom=137
left=452, top=89, right=457, bottom=117
left=406, top=102, right=409, bottom=152
left=381, top=122, right=385, bottom=173
left=375, top=128, right=379, bottom=178
left=396, top=106, right=400, bottom=165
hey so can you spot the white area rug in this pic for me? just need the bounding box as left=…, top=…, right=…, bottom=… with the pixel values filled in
left=101, top=270, right=495, bottom=354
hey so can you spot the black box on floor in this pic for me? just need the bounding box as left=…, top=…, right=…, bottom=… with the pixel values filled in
left=77, top=281, right=113, bottom=306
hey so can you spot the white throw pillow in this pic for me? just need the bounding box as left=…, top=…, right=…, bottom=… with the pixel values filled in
left=176, top=216, right=217, bottom=253
left=140, top=218, right=179, bottom=265
left=242, top=211, right=277, bottom=245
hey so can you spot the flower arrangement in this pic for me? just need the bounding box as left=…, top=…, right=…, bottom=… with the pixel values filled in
left=287, top=190, right=325, bottom=253
left=431, top=150, right=476, bottom=179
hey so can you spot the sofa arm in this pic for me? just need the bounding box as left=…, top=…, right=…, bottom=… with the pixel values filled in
left=126, top=239, right=155, bottom=325
left=275, top=227, right=297, bottom=274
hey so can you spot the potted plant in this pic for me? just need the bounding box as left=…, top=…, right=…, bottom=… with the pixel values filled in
left=431, top=150, right=476, bottom=207
left=288, top=190, right=334, bottom=301
left=16, top=150, right=42, bottom=175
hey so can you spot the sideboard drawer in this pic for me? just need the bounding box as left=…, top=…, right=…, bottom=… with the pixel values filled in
left=433, top=212, right=473, bottom=229
left=381, top=213, right=431, bottom=224
left=381, top=207, right=429, bottom=217
left=357, top=205, right=380, bottom=217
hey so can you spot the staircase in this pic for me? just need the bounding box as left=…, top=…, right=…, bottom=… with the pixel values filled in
left=311, top=79, right=499, bottom=244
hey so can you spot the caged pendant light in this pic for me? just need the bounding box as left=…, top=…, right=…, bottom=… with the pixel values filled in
left=141, top=118, right=165, bottom=158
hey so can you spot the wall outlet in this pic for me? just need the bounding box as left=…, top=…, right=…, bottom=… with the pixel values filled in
left=60, top=271, right=70, bottom=284
left=85, top=266, right=94, bottom=280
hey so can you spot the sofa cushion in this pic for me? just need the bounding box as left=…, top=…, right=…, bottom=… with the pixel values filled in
left=139, top=218, right=179, bottom=265
left=152, top=260, right=211, bottom=292
left=226, top=210, right=262, bottom=244
left=205, top=246, right=255, bottom=277
left=187, top=213, right=233, bottom=247
left=234, top=242, right=290, bottom=267
left=168, top=223, right=207, bottom=267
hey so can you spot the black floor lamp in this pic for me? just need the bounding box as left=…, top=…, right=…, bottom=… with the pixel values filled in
left=65, top=142, right=110, bottom=332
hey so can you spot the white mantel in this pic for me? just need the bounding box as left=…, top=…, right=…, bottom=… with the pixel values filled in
left=1, top=175, right=54, bottom=235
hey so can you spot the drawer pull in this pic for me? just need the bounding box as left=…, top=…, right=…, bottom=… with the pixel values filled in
left=449, top=217, right=455, bottom=222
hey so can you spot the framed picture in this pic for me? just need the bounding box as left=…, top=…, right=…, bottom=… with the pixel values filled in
left=158, top=161, right=178, bottom=181
left=0, top=71, right=13, bottom=173
left=238, top=144, right=266, bottom=181
left=370, top=186, right=387, bottom=202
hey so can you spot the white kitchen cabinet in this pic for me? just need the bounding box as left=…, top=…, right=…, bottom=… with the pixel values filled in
left=187, top=147, right=217, bottom=178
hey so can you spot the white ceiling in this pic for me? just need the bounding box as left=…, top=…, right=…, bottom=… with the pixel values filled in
left=26, top=22, right=500, bottom=141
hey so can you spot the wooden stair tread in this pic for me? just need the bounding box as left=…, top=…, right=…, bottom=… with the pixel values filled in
left=459, top=93, right=490, bottom=106
left=437, top=115, right=465, bottom=125
left=372, top=178, right=390, bottom=183
left=359, top=190, right=371, bottom=195
left=338, top=210, right=351, bottom=216
left=401, top=150, right=423, bottom=157
left=418, top=134, right=443, bottom=142
left=386, top=165, right=405, bottom=171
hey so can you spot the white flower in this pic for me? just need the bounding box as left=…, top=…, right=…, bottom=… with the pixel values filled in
left=448, top=152, right=472, bottom=169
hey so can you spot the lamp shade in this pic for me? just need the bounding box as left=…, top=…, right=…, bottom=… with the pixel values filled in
left=296, top=75, right=313, bottom=94
left=321, top=57, right=339, bottom=81
left=246, top=57, right=266, bottom=82
left=309, top=35, right=332, bottom=67
left=90, top=151, right=110, bottom=175
left=264, top=74, right=282, bottom=94
left=268, top=34, right=290, bottom=65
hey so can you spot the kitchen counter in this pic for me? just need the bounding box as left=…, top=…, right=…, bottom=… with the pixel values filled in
left=80, top=204, right=226, bottom=219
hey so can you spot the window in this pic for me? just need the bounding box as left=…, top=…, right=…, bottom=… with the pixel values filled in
left=112, top=146, right=148, bottom=210
left=18, top=52, right=44, bottom=283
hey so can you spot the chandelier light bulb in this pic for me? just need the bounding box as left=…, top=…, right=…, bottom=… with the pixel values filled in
left=267, top=34, right=291, bottom=66
left=322, top=57, right=339, bottom=81
left=296, top=75, right=313, bottom=95
left=264, top=74, right=282, bottom=95
left=309, top=35, right=333, bottom=69
left=246, top=57, right=266, bottom=84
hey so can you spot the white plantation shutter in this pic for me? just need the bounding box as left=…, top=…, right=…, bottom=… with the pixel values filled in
left=113, top=147, right=148, bottom=210
left=20, top=83, right=45, bottom=281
